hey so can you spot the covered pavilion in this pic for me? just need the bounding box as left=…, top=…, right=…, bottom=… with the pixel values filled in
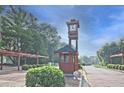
left=0, top=50, right=48, bottom=70
left=110, top=52, right=124, bottom=64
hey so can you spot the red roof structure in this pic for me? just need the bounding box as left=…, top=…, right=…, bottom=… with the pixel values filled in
left=0, top=50, right=49, bottom=70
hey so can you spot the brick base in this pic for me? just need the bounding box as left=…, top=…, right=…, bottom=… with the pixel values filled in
left=59, top=62, right=79, bottom=74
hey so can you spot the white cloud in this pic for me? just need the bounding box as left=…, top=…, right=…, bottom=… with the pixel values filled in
left=83, top=11, right=124, bottom=56
left=109, top=11, right=124, bottom=22
left=92, top=22, right=124, bottom=50
left=58, top=7, right=124, bottom=57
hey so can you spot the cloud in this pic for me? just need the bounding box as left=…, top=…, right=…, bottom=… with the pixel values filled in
left=109, top=12, right=124, bottom=21
left=24, top=6, right=124, bottom=56
left=92, top=22, right=124, bottom=49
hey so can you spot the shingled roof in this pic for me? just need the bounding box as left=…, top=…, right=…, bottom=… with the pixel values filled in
left=55, top=45, right=76, bottom=53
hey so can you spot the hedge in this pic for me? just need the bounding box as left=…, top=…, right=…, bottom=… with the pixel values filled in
left=22, top=64, right=49, bottom=70
left=78, top=63, right=83, bottom=69
left=26, top=66, right=65, bottom=87
left=107, top=64, right=124, bottom=70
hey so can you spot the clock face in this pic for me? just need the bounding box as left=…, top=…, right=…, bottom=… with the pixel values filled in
left=70, top=24, right=76, bottom=31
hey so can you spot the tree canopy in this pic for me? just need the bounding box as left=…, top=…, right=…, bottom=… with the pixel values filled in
left=0, top=6, right=62, bottom=64
left=97, top=38, right=124, bottom=65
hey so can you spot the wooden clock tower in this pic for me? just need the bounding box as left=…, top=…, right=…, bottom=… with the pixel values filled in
left=67, top=19, right=79, bottom=52
left=55, top=19, right=80, bottom=73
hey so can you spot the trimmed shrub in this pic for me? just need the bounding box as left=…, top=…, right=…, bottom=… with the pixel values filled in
left=82, top=63, right=85, bottom=66
left=107, top=64, right=124, bottom=71
left=107, top=64, right=109, bottom=68
left=122, top=65, right=124, bottom=70
left=113, top=64, right=116, bottom=69
left=26, top=66, right=65, bottom=87
left=117, top=65, right=120, bottom=70
left=78, top=63, right=83, bottom=69
left=36, top=64, right=41, bottom=67
left=115, top=64, right=119, bottom=69
left=118, top=65, right=122, bottom=70
left=22, top=64, right=49, bottom=70
left=110, top=64, right=113, bottom=69
left=120, top=65, right=124, bottom=70
left=22, top=64, right=30, bottom=70
left=107, top=64, right=113, bottom=69
left=32, top=64, right=37, bottom=68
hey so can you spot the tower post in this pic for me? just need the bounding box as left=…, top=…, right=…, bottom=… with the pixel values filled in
left=66, top=19, right=79, bottom=51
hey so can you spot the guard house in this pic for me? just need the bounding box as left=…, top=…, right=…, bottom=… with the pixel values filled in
left=55, top=19, right=80, bottom=73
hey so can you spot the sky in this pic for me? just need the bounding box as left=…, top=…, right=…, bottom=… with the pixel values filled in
left=22, top=5, right=124, bottom=56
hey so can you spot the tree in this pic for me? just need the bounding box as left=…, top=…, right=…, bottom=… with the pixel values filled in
left=119, top=38, right=124, bottom=52
left=0, top=6, right=4, bottom=13
left=0, top=6, right=62, bottom=64
left=0, top=6, right=37, bottom=64
left=38, top=23, right=61, bottom=62
left=97, top=37, right=124, bottom=65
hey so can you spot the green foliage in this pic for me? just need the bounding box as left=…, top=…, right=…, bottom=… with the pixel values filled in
left=107, top=64, right=124, bottom=70
left=26, top=66, right=65, bottom=87
left=107, top=64, right=112, bottom=69
left=0, top=6, right=62, bottom=64
left=97, top=38, right=124, bottom=65
left=22, top=64, right=49, bottom=70
left=22, top=64, right=30, bottom=70
left=100, top=63, right=107, bottom=66
left=122, top=65, right=124, bottom=70
left=79, top=56, right=98, bottom=65
left=118, top=65, right=122, bottom=70
left=97, top=51, right=105, bottom=65
left=82, top=63, right=85, bottom=66
left=0, top=6, right=4, bottom=13
left=115, top=64, right=119, bottom=69
left=78, top=63, right=83, bottom=69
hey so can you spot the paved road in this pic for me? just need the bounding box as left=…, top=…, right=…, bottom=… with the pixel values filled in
left=84, top=66, right=124, bottom=87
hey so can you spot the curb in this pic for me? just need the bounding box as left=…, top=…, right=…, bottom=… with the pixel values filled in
left=82, top=70, right=92, bottom=87
left=79, top=67, right=92, bottom=87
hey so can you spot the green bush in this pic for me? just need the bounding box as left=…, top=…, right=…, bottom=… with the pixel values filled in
left=102, top=63, right=107, bottom=66
left=107, top=64, right=116, bottom=69
left=22, top=64, right=30, bottom=70
left=22, top=64, right=49, bottom=70
left=107, top=64, right=124, bottom=71
left=120, top=65, right=124, bottom=70
left=115, top=64, right=119, bottom=69
left=78, top=63, right=83, bottom=69
left=122, top=65, right=124, bottom=70
left=32, top=64, right=37, bottom=68
left=118, top=65, right=121, bottom=70
left=117, top=65, right=120, bottom=70
left=107, top=64, right=113, bottom=69
left=26, top=66, right=65, bottom=87
left=113, top=64, right=116, bottom=69
left=107, top=64, right=109, bottom=68
left=82, top=63, right=85, bottom=66
left=36, top=64, right=41, bottom=67
left=110, top=64, right=113, bottom=69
